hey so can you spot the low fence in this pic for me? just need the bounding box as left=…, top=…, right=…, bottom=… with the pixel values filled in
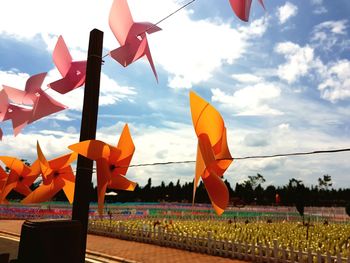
left=88, top=221, right=350, bottom=263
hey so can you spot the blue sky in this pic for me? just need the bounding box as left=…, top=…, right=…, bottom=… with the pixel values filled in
left=1, top=0, right=350, bottom=189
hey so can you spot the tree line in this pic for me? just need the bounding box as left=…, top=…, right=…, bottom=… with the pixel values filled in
left=5, top=173, right=350, bottom=207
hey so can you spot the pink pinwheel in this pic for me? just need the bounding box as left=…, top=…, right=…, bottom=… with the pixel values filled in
left=0, top=90, right=33, bottom=136
left=1, top=73, right=67, bottom=135
left=47, top=36, right=87, bottom=94
left=109, top=0, right=161, bottom=81
left=229, top=0, right=265, bottom=22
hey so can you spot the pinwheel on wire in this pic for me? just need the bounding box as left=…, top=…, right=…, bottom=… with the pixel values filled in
left=68, top=124, right=137, bottom=215
left=22, top=142, right=77, bottom=204
left=189, top=91, right=233, bottom=215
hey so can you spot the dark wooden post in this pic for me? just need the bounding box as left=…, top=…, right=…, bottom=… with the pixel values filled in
left=72, top=28, right=103, bottom=262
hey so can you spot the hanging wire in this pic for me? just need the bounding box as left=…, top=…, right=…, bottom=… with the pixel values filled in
left=139, top=0, right=196, bottom=36
left=72, top=147, right=350, bottom=172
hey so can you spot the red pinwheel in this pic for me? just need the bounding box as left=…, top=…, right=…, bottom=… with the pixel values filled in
left=1, top=73, right=67, bottom=135
left=229, top=0, right=265, bottom=22
left=109, top=0, right=161, bottom=82
left=48, top=36, right=87, bottom=94
left=0, top=89, right=33, bottom=136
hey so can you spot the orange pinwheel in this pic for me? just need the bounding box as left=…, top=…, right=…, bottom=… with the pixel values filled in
left=0, top=157, right=40, bottom=203
left=68, top=124, right=136, bottom=215
left=22, top=142, right=77, bottom=204
left=189, top=91, right=233, bottom=215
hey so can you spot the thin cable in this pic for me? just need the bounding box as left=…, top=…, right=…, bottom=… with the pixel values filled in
left=139, top=0, right=196, bottom=35
left=77, top=147, right=350, bottom=171
left=234, top=148, right=350, bottom=160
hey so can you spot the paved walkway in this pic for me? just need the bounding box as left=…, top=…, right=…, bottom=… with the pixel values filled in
left=0, top=220, right=247, bottom=263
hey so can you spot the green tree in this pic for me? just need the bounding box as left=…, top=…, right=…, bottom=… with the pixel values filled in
left=246, top=173, right=266, bottom=190
left=318, top=174, right=332, bottom=190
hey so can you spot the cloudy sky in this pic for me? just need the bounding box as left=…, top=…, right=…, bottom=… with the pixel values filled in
left=1, top=0, right=350, bottom=189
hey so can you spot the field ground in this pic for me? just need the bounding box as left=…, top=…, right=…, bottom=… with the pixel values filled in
left=0, top=220, right=245, bottom=263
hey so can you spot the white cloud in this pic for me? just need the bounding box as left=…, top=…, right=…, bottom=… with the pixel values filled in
left=0, top=0, right=268, bottom=89
left=312, top=20, right=347, bottom=37
left=310, top=0, right=327, bottom=14
left=311, top=20, right=348, bottom=52
left=231, top=73, right=262, bottom=83
left=211, top=82, right=282, bottom=116
left=44, top=70, right=137, bottom=111
left=48, top=113, right=74, bottom=122
left=318, top=60, right=350, bottom=102
left=275, top=42, right=315, bottom=83
left=0, top=131, right=78, bottom=162
left=0, top=70, right=30, bottom=91
left=277, top=2, right=298, bottom=24
left=155, top=17, right=268, bottom=88
left=313, top=6, right=327, bottom=15
left=99, top=73, right=137, bottom=106
left=275, top=40, right=350, bottom=102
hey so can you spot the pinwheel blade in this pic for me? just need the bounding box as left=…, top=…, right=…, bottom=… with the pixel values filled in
left=48, top=61, right=87, bottom=94
left=69, top=140, right=111, bottom=160
left=61, top=171, right=75, bottom=204
left=0, top=166, right=7, bottom=182
left=109, top=0, right=134, bottom=45
left=115, top=124, right=135, bottom=176
left=52, top=36, right=73, bottom=77
left=229, top=0, right=252, bottom=22
left=28, top=159, right=41, bottom=177
left=108, top=174, right=136, bottom=191
left=14, top=183, right=32, bottom=197
left=1, top=86, right=26, bottom=105
left=49, top=152, right=77, bottom=171
left=110, top=38, right=147, bottom=67
left=144, top=40, right=159, bottom=82
left=192, top=145, right=204, bottom=205
left=29, top=92, right=67, bottom=123
left=24, top=72, right=47, bottom=95
left=36, top=142, right=52, bottom=180
left=2, top=105, right=32, bottom=136
left=202, top=172, right=229, bottom=216
left=215, top=128, right=233, bottom=175
left=258, top=0, right=265, bottom=10
left=0, top=157, right=31, bottom=175
left=0, top=180, right=17, bottom=202
left=189, top=91, right=224, bottom=149
left=22, top=179, right=65, bottom=204
left=96, top=159, right=111, bottom=215
left=133, top=22, right=161, bottom=35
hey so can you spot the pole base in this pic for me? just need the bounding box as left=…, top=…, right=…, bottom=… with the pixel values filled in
left=17, top=219, right=82, bottom=263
